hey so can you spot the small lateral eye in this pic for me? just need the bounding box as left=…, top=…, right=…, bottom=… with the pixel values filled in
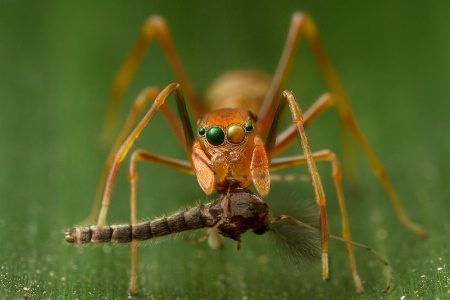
left=244, top=122, right=253, bottom=132
left=198, top=127, right=206, bottom=136
left=206, top=126, right=225, bottom=146
left=227, top=124, right=245, bottom=144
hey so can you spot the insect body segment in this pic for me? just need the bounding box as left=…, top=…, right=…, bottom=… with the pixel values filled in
left=66, top=190, right=270, bottom=244
left=192, top=108, right=270, bottom=196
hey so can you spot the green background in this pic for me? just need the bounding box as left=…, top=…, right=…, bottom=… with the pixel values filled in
left=1, top=1, right=449, bottom=299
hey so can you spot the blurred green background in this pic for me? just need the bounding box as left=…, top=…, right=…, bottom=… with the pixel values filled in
left=1, top=1, right=449, bottom=299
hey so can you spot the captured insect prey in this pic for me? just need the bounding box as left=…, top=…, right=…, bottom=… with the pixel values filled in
left=65, top=189, right=392, bottom=293
left=65, top=189, right=271, bottom=246
left=65, top=12, right=425, bottom=296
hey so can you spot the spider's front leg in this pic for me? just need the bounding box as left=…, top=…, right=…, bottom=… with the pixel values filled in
left=95, top=83, right=197, bottom=294
left=96, top=83, right=194, bottom=229
left=264, top=90, right=364, bottom=293
left=259, top=12, right=426, bottom=238
left=101, top=16, right=204, bottom=148
left=87, top=15, right=210, bottom=225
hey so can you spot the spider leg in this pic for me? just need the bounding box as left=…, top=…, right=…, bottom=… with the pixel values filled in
left=127, top=149, right=193, bottom=295
left=101, top=16, right=204, bottom=148
left=258, top=12, right=426, bottom=237
left=97, top=83, right=194, bottom=229
left=84, top=85, right=190, bottom=224
left=273, top=93, right=335, bottom=155
left=265, top=90, right=332, bottom=286
left=271, top=215, right=392, bottom=294
left=271, top=149, right=364, bottom=293
left=94, top=83, right=195, bottom=294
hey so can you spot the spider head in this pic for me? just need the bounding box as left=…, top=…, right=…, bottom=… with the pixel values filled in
left=196, top=108, right=258, bottom=153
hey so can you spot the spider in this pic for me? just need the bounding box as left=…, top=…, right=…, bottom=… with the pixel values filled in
left=65, top=12, right=426, bottom=295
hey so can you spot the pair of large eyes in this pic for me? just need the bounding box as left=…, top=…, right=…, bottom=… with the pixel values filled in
left=198, top=123, right=253, bottom=146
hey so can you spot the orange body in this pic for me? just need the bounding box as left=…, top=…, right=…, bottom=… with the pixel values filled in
left=192, top=108, right=269, bottom=196
left=81, top=13, right=425, bottom=295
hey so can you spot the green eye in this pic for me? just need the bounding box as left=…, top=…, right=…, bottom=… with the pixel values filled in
left=245, top=122, right=253, bottom=132
left=198, top=127, right=206, bottom=136
left=206, top=126, right=225, bottom=146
